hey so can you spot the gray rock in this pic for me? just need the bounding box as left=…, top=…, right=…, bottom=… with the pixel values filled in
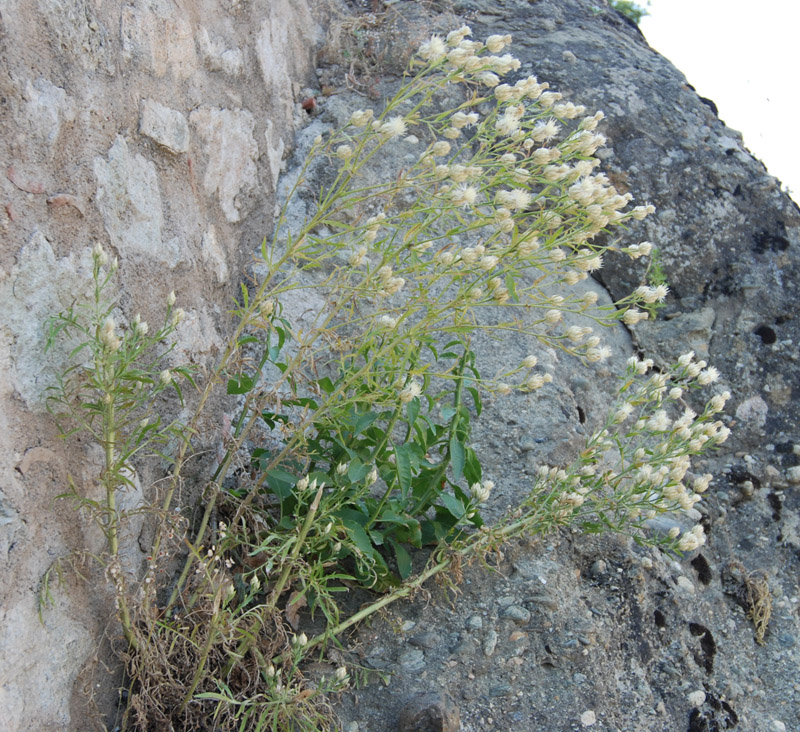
left=482, top=629, right=498, bottom=657
left=398, top=692, right=460, bottom=732
left=501, top=605, right=531, bottom=625
left=398, top=649, right=426, bottom=672
left=139, top=99, right=189, bottom=154
left=189, top=107, right=259, bottom=223
left=409, top=632, right=439, bottom=650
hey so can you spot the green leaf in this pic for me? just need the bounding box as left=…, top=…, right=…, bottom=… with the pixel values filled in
left=463, top=447, right=482, bottom=484
left=265, top=469, right=297, bottom=499
left=347, top=458, right=370, bottom=483
left=466, top=385, right=482, bottom=416
left=405, top=398, right=419, bottom=428
left=438, top=492, right=466, bottom=521
left=388, top=538, right=412, bottom=579
left=342, top=520, right=375, bottom=557
left=317, top=376, right=335, bottom=394
left=227, top=374, right=254, bottom=395
left=353, top=411, right=379, bottom=436
left=449, top=437, right=465, bottom=481
left=394, top=443, right=413, bottom=496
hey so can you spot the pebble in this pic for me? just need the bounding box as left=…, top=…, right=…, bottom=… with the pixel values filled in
left=466, top=615, right=483, bottom=631
left=786, top=466, right=800, bottom=484
left=502, top=605, right=531, bottom=625
left=490, top=683, right=512, bottom=697
left=580, top=710, right=597, bottom=726
left=398, top=692, right=460, bottom=732
left=589, top=559, right=607, bottom=577
left=772, top=721, right=786, bottom=732
left=409, top=632, right=439, bottom=650
left=345, top=724, right=359, bottom=732
left=398, top=649, right=426, bottom=672
left=483, top=629, right=499, bottom=657
left=777, top=631, right=796, bottom=648
left=688, top=690, right=706, bottom=707
left=676, top=576, right=695, bottom=593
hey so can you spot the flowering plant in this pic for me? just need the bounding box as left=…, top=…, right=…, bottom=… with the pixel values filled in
left=43, top=26, right=730, bottom=732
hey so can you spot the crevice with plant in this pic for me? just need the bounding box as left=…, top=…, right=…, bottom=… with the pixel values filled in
left=42, top=26, right=731, bottom=731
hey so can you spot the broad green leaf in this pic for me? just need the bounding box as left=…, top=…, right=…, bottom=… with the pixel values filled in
left=388, top=538, right=412, bottom=579
left=438, top=492, right=466, bottom=521
left=353, top=411, right=379, bottom=436
left=406, top=398, right=419, bottom=428
left=463, top=447, right=482, bottom=484
left=394, top=443, right=413, bottom=496
left=265, top=469, right=297, bottom=500
left=342, top=520, right=375, bottom=557
left=449, top=437, right=465, bottom=481
left=227, top=374, right=254, bottom=395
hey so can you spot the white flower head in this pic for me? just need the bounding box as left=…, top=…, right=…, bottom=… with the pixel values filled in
left=485, top=34, right=512, bottom=53
left=470, top=480, right=493, bottom=503
left=418, top=35, right=447, bottom=61
left=399, top=379, right=423, bottom=403
left=380, top=116, right=407, bottom=139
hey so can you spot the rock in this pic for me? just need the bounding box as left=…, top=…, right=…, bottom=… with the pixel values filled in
left=39, top=0, right=113, bottom=73
left=120, top=2, right=198, bottom=78
left=408, top=632, right=439, bottom=650
left=629, top=307, right=716, bottom=364
left=189, top=107, right=259, bottom=223
left=465, top=615, right=483, bottom=631
left=397, top=692, right=460, bottom=732
left=22, top=78, right=76, bottom=157
left=482, top=629, right=498, bottom=657
left=580, top=710, right=596, bottom=726
left=93, top=136, right=182, bottom=266
left=139, top=99, right=189, bottom=154
left=786, top=466, right=800, bottom=485
left=688, top=690, right=706, bottom=707
left=196, top=27, right=244, bottom=76
left=735, top=396, right=769, bottom=429
left=397, top=649, right=426, bottom=672
left=501, top=605, right=531, bottom=625
left=201, top=226, right=229, bottom=284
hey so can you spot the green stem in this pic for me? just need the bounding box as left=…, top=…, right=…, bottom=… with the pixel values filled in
left=102, top=380, right=138, bottom=649
left=408, top=349, right=468, bottom=516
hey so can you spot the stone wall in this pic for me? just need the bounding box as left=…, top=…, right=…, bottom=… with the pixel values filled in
left=0, top=1, right=320, bottom=728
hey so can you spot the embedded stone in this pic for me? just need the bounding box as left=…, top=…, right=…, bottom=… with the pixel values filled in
left=196, top=27, right=244, bottom=76
left=22, top=78, right=76, bottom=157
left=93, top=136, right=180, bottom=266
left=139, top=99, right=189, bottom=154
left=189, top=107, right=259, bottom=223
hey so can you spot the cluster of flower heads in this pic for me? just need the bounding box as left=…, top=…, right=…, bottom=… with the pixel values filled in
left=533, top=351, right=730, bottom=552
left=307, top=25, right=671, bottom=391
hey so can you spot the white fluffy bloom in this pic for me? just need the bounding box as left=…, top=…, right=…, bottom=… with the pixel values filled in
left=350, top=109, right=374, bottom=127
left=418, top=35, right=447, bottom=61
left=622, top=309, right=648, bottom=326
left=336, top=144, right=354, bottom=160
left=432, top=140, right=451, bottom=157
left=450, top=184, right=478, bottom=208
left=697, top=366, right=720, bottom=385
left=545, top=309, right=562, bottom=325
left=398, top=380, right=422, bottom=403
left=485, top=34, right=511, bottom=53
left=380, top=116, right=407, bottom=138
